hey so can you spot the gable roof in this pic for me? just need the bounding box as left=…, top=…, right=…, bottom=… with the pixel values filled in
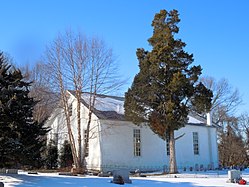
left=68, top=90, right=126, bottom=121
left=68, top=90, right=211, bottom=126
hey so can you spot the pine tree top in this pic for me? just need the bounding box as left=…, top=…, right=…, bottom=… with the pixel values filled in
left=124, top=10, right=213, bottom=140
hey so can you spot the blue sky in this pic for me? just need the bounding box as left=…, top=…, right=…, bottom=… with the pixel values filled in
left=1, top=0, right=249, bottom=114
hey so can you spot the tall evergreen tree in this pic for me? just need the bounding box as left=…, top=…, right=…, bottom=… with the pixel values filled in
left=0, top=52, right=48, bottom=168
left=45, top=140, right=58, bottom=169
left=124, top=10, right=212, bottom=173
left=20, top=120, right=48, bottom=168
left=59, top=140, right=73, bottom=169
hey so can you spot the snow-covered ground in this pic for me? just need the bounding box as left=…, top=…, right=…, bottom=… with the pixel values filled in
left=1, top=170, right=249, bottom=187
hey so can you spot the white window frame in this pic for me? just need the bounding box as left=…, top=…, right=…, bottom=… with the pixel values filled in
left=133, top=129, right=141, bottom=157
left=53, top=133, right=58, bottom=145
left=68, top=103, right=72, bottom=116
left=166, top=133, right=170, bottom=156
left=193, top=132, right=199, bottom=155
left=84, top=130, right=89, bottom=157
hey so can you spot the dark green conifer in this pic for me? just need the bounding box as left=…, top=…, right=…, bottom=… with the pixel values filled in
left=124, top=10, right=212, bottom=173
left=59, top=140, right=73, bottom=169
left=45, top=140, right=58, bottom=169
left=0, top=52, right=48, bottom=168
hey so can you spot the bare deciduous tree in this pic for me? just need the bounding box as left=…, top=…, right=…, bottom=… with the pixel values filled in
left=239, top=113, right=249, bottom=164
left=200, top=76, right=242, bottom=125
left=218, top=117, right=247, bottom=167
left=20, top=63, right=58, bottom=123
left=44, top=34, right=81, bottom=171
left=44, top=30, right=124, bottom=173
left=240, top=113, right=249, bottom=139
left=201, top=76, right=247, bottom=167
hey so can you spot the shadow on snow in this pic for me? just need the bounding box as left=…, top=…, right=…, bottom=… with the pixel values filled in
left=5, top=174, right=218, bottom=187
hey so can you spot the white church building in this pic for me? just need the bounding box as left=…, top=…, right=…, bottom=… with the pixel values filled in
left=46, top=90, right=219, bottom=172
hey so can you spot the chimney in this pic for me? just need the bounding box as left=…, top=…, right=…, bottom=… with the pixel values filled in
left=116, top=104, right=121, bottom=113
left=206, top=112, right=212, bottom=126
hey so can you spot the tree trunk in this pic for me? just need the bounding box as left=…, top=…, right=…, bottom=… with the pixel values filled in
left=82, top=93, right=96, bottom=172
left=82, top=110, right=92, bottom=172
left=61, top=91, right=79, bottom=172
left=169, top=129, right=178, bottom=173
left=64, top=104, right=79, bottom=170
left=76, top=90, right=82, bottom=171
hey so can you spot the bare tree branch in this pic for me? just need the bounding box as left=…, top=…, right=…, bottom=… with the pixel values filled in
left=43, top=30, right=125, bottom=173
left=200, top=76, right=242, bottom=124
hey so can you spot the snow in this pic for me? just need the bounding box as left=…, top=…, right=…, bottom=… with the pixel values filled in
left=188, top=115, right=204, bottom=124
left=82, top=94, right=124, bottom=114
left=1, top=170, right=249, bottom=187
left=81, top=94, right=206, bottom=124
